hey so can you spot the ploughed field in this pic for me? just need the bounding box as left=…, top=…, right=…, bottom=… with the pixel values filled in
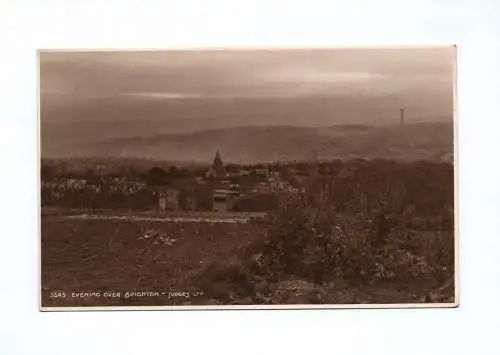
left=41, top=217, right=266, bottom=307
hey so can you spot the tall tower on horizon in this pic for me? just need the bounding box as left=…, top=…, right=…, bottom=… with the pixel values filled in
left=400, top=108, right=405, bottom=125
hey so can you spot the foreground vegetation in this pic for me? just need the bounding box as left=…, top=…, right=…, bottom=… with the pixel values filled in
left=41, top=159, right=455, bottom=307
left=192, top=160, right=455, bottom=305
left=193, top=205, right=454, bottom=305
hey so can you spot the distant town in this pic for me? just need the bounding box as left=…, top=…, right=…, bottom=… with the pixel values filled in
left=41, top=150, right=339, bottom=214
left=41, top=149, right=454, bottom=219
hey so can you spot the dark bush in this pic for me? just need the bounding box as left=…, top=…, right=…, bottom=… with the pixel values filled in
left=195, top=161, right=455, bottom=303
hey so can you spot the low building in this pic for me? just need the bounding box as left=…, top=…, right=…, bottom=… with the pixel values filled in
left=179, top=188, right=197, bottom=211
left=213, top=188, right=239, bottom=212
left=255, top=169, right=269, bottom=180
left=95, top=163, right=107, bottom=173
left=185, top=195, right=196, bottom=211
left=158, top=188, right=180, bottom=211
left=252, top=182, right=271, bottom=194
left=269, top=170, right=280, bottom=180
left=213, top=189, right=229, bottom=212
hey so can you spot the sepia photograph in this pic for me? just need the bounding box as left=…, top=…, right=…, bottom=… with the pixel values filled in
left=39, top=46, right=457, bottom=310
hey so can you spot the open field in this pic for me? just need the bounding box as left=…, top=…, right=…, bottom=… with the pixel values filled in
left=41, top=217, right=266, bottom=307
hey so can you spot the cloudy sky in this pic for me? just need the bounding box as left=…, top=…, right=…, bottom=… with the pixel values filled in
left=40, top=47, right=455, bottom=129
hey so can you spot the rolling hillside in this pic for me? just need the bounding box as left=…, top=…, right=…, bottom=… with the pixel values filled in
left=41, top=122, right=453, bottom=163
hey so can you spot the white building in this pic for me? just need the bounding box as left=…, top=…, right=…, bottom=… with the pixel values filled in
left=213, top=189, right=236, bottom=212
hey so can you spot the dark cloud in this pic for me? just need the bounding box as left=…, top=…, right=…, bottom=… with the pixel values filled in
left=40, top=47, right=454, bottom=127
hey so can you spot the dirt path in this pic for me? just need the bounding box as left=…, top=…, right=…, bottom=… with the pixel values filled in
left=49, top=214, right=253, bottom=223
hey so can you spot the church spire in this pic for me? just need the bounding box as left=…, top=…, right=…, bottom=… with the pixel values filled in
left=209, top=149, right=226, bottom=179
left=214, top=149, right=223, bottom=168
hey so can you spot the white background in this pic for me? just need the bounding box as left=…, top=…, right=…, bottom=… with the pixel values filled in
left=1, top=1, right=499, bottom=354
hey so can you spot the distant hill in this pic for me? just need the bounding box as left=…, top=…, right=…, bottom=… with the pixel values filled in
left=40, top=94, right=452, bottom=156
left=41, top=122, right=453, bottom=163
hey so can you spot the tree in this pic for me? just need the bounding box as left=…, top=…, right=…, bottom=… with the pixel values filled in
left=166, top=165, right=193, bottom=179
left=84, top=168, right=100, bottom=184
left=145, top=167, right=168, bottom=186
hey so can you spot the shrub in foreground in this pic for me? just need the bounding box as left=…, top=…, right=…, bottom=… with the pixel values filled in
left=195, top=194, right=454, bottom=304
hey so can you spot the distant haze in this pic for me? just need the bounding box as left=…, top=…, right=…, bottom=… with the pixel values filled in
left=40, top=47, right=455, bottom=159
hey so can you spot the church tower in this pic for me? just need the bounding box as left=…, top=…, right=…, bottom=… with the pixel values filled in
left=213, top=149, right=224, bottom=174
left=206, top=149, right=226, bottom=179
